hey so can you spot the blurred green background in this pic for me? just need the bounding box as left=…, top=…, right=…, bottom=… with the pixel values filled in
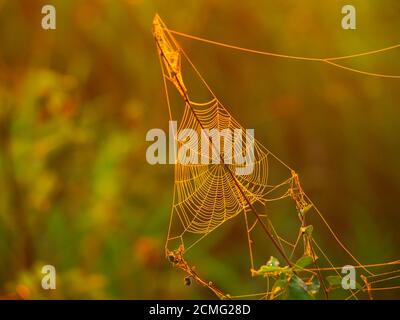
left=0, top=0, right=399, bottom=299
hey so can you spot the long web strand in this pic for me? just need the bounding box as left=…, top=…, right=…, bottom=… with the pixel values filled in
left=166, top=28, right=400, bottom=79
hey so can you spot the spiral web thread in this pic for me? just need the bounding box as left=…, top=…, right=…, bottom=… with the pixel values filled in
left=153, top=15, right=400, bottom=299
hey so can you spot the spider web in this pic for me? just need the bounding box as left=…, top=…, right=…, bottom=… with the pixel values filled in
left=153, top=14, right=400, bottom=299
left=169, top=99, right=270, bottom=248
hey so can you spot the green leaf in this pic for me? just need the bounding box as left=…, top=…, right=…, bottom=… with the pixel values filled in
left=255, top=256, right=291, bottom=276
left=285, top=275, right=313, bottom=300
left=326, top=275, right=342, bottom=288
left=294, top=255, right=313, bottom=271
left=258, top=265, right=282, bottom=273
left=270, top=276, right=288, bottom=299
left=257, top=256, right=280, bottom=273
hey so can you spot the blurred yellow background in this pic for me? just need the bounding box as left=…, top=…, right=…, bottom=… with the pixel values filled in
left=0, top=0, right=399, bottom=299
